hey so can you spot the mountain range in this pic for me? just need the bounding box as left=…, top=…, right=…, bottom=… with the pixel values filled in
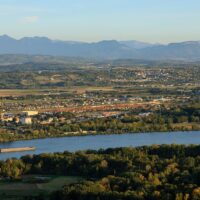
left=1, top=35, right=200, bottom=60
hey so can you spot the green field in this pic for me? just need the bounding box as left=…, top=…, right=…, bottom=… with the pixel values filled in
left=0, top=175, right=82, bottom=199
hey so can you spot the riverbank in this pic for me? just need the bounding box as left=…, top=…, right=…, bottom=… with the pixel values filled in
left=0, top=122, right=199, bottom=143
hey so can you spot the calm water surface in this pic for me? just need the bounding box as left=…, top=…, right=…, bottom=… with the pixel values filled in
left=0, top=131, right=200, bottom=160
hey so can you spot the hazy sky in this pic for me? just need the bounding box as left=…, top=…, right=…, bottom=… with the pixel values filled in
left=0, top=0, right=200, bottom=43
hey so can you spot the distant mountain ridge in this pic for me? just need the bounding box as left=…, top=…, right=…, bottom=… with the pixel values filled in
left=1, top=35, right=200, bottom=60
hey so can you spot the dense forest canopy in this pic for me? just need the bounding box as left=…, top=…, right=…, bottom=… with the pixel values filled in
left=1, top=145, right=200, bottom=199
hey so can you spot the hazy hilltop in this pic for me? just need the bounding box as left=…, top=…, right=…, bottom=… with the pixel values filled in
left=1, top=35, right=200, bottom=60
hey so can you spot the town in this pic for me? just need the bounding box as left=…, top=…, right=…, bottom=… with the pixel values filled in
left=0, top=64, right=199, bottom=142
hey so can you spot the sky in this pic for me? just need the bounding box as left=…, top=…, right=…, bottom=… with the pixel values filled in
left=0, top=0, right=200, bottom=43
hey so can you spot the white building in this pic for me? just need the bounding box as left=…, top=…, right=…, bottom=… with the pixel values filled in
left=20, top=117, right=32, bottom=125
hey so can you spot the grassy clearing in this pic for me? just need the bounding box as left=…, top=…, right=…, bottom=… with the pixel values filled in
left=0, top=176, right=82, bottom=199
left=37, top=176, right=83, bottom=192
left=171, top=122, right=200, bottom=129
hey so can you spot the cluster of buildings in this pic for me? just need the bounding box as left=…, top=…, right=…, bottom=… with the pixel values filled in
left=0, top=111, right=38, bottom=125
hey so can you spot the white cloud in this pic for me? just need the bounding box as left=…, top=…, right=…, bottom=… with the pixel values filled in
left=21, top=16, right=39, bottom=24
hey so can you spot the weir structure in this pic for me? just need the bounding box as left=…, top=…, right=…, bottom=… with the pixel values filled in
left=0, top=147, right=36, bottom=153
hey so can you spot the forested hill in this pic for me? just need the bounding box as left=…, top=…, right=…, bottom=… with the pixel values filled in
left=2, top=145, right=200, bottom=199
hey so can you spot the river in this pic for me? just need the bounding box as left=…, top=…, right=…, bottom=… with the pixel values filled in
left=0, top=131, right=200, bottom=160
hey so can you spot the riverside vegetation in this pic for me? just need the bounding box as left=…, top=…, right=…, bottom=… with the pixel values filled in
left=0, top=103, right=199, bottom=142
